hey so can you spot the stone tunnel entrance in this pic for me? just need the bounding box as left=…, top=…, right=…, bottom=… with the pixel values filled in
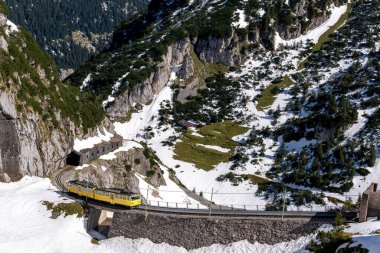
left=66, top=151, right=81, bottom=166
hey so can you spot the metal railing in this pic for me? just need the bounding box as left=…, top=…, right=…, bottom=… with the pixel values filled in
left=145, top=200, right=341, bottom=212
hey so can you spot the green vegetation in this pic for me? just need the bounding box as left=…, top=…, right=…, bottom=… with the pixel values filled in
left=313, top=3, right=351, bottom=52
left=4, top=0, right=148, bottom=68
left=308, top=214, right=353, bottom=253
left=257, top=75, right=293, bottom=110
left=298, top=2, right=351, bottom=70
left=141, top=142, right=161, bottom=167
left=67, top=0, right=236, bottom=100
left=90, top=238, right=100, bottom=245
left=171, top=73, right=241, bottom=124
left=186, top=47, right=228, bottom=86
left=244, top=174, right=271, bottom=184
left=174, top=121, right=248, bottom=170
left=0, top=0, right=8, bottom=13
left=42, top=201, right=84, bottom=218
left=216, top=172, right=271, bottom=186
left=0, top=28, right=104, bottom=131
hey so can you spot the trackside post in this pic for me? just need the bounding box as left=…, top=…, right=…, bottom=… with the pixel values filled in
left=145, top=185, right=149, bottom=220
left=209, top=188, right=214, bottom=217
left=282, top=188, right=287, bottom=221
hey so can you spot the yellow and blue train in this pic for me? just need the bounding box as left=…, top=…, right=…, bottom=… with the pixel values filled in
left=67, top=180, right=141, bottom=207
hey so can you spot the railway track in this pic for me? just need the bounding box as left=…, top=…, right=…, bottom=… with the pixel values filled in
left=82, top=199, right=357, bottom=220
left=52, top=168, right=71, bottom=191
left=51, top=167, right=358, bottom=220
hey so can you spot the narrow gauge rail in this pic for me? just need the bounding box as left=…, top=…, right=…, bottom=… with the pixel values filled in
left=53, top=168, right=358, bottom=220
left=69, top=193, right=357, bottom=221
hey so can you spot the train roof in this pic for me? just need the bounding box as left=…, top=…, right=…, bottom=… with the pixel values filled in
left=68, top=180, right=96, bottom=188
left=96, top=187, right=138, bottom=195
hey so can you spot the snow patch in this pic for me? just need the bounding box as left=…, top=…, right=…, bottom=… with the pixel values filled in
left=196, top=144, right=230, bottom=153
left=73, top=128, right=114, bottom=151
left=232, top=9, right=249, bottom=29
left=286, top=138, right=317, bottom=152
left=345, top=217, right=380, bottom=234
left=99, top=141, right=143, bottom=160
left=5, top=19, right=18, bottom=35
left=80, top=74, right=92, bottom=91
left=274, top=4, right=348, bottom=49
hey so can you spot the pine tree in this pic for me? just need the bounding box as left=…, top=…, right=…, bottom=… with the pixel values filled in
left=312, top=169, right=323, bottom=187
left=335, top=146, right=345, bottom=167
left=314, top=143, right=324, bottom=159
left=369, top=143, right=376, bottom=167
left=273, top=106, right=281, bottom=122
left=333, top=212, right=346, bottom=227
left=276, top=141, right=288, bottom=163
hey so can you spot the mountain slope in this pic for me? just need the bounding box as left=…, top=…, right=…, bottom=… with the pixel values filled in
left=67, top=0, right=343, bottom=118
left=0, top=3, right=105, bottom=182
left=63, top=0, right=380, bottom=210
left=4, top=0, right=149, bottom=70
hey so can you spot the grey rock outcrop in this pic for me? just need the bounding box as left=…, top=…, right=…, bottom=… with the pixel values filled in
left=0, top=14, right=6, bottom=26
left=106, top=32, right=251, bottom=119
left=278, top=14, right=329, bottom=40
left=195, top=32, right=247, bottom=66
left=278, top=0, right=344, bottom=40
left=0, top=35, right=7, bottom=52
left=0, top=15, right=7, bottom=52
left=0, top=90, right=75, bottom=182
left=107, top=38, right=194, bottom=120
left=71, top=147, right=165, bottom=190
left=59, top=68, right=74, bottom=81
left=0, top=15, right=81, bottom=182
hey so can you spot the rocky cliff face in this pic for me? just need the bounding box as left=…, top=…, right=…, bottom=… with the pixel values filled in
left=69, top=0, right=348, bottom=122
left=195, top=32, right=248, bottom=67
left=278, top=0, right=343, bottom=40
left=0, top=89, right=75, bottom=182
left=106, top=33, right=249, bottom=119
left=107, top=38, right=194, bottom=120
left=71, top=147, right=166, bottom=190
left=0, top=13, right=103, bottom=182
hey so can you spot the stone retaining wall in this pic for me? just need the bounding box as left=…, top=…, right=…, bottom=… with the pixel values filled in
left=108, top=210, right=331, bottom=249
left=359, top=183, right=380, bottom=222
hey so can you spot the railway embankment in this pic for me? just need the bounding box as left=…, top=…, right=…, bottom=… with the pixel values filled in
left=108, top=210, right=332, bottom=249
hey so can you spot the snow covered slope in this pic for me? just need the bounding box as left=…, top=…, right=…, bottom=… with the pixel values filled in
left=336, top=218, right=380, bottom=252
left=0, top=177, right=317, bottom=253
left=66, top=0, right=380, bottom=211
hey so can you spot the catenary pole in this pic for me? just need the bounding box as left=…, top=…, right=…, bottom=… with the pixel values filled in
left=209, top=188, right=214, bottom=217
left=282, top=187, right=287, bottom=221
left=145, top=185, right=150, bottom=220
